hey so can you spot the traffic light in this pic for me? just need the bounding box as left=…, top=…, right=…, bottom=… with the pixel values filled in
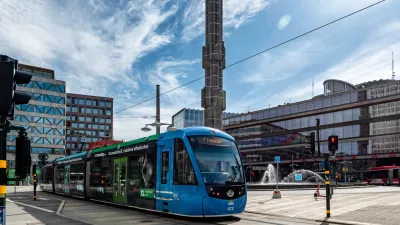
left=328, top=135, right=338, bottom=155
left=15, top=131, right=31, bottom=179
left=0, top=55, right=33, bottom=119
left=305, top=132, right=316, bottom=155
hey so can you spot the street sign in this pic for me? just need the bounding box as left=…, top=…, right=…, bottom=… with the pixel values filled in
left=295, top=174, right=303, bottom=181
left=274, top=156, right=280, bottom=163
left=320, top=161, right=325, bottom=169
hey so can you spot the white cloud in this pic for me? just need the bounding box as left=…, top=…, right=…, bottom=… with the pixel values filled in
left=147, top=57, right=201, bottom=107
left=181, top=0, right=270, bottom=42
left=112, top=57, right=202, bottom=140
left=243, top=40, right=327, bottom=83
left=277, top=15, right=291, bottom=30
left=267, top=21, right=400, bottom=107
left=0, top=0, right=177, bottom=96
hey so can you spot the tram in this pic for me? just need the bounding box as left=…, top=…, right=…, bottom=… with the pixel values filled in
left=41, top=127, right=247, bottom=217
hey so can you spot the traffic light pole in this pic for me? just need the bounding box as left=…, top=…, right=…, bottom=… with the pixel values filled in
left=316, top=119, right=321, bottom=157
left=324, top=153, right=331, bottom=218
left=0, top=117, right=8, bottom=224
left=32, top=165, right=37, bottom=201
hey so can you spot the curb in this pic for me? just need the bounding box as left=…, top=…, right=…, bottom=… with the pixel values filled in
left=248, top=186, right=375, bottom=191
left=55, top=200, right=93, bottom=225
left=56, top=200, right=66, bottom=215
left=316, top=218, right=381, bottom=225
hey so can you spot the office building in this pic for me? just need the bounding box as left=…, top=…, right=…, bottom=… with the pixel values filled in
left=6, top=63, right=66, bottom=168
left=223, top=79, right=400, bottom=182
left=172, top=108, right=238, bottom=129
left=66, top=93, right=113, bottom=155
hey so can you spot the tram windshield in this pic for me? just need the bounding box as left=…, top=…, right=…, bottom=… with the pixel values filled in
left=188, top=136, right=244, bottom=185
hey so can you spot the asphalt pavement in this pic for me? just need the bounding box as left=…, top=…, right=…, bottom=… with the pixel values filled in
left=5, top=190, right=328, bottom=225
left=6, top=186, right=399, bottom=225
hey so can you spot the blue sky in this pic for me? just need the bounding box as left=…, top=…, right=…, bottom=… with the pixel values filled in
left=1, top=0, right=399, bottom=140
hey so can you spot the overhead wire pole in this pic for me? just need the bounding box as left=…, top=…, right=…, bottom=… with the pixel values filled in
left=156, top=85, right=160, bottom=134
left=111, top=0, right=386, bottom=116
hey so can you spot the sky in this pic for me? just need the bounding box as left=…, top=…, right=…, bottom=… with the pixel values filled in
left=0, top=0, right=399, bottom=141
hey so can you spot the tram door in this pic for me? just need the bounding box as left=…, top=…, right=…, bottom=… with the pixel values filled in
left=64, top=165, right=70, bottom=194
left=113, top=157, right=128, bottom=203
left=158, top=149, right=173, bottom=213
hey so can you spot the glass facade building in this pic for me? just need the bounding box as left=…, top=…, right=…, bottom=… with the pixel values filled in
left=223, top=79, right=400, bottom=182
left=66, top=93, right=113, bottom=155
left=6, top=64, right=66, bottom=168
left=172, top=108, right=238, bottom=129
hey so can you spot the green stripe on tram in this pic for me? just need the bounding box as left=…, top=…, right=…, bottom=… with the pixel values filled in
left=90, top=134, right=160, bottom=154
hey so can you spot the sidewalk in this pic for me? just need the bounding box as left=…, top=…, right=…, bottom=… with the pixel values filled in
left=6, top=199, right=45, bottom=225
left=245, top=190, right=400, bottom=225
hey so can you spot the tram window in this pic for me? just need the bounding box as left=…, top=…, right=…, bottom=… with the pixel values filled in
left=162, top=152, right=169, bottom=184
left=90, top=159, right=102, bottom=185
left=173, top=139, right=197, bottom=185
left=129, top=156, right=141, bottom=186
left=102, top=159, right=113, bottom=186
left=56, top=167, right=64, bottom=184
left=77, top=163, right=84, bottom=181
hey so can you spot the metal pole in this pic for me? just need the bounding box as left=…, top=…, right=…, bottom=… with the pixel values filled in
left=33, top=165, right=37, bottom=201
left=156, top=84, right=160, bottom=135
left=324, top=153, right=331, bottom=217
left=276, top=163, right=279, bottom=190
left=0, top=117, right=7, bottom=224
left=316, top=119, right=321, bottom=157
left=291, top=155, right=294, bottom=172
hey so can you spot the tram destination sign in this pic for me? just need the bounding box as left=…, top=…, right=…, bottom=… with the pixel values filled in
left=93, top=143, right=153, bottom=158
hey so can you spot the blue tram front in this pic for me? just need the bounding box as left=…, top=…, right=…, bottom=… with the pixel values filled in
left=155, top=127, right=246, bottom=216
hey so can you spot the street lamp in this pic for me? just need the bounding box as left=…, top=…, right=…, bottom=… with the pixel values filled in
left=141, top=119, right=176, bottom=132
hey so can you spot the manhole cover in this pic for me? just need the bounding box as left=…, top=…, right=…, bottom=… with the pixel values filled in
left=139, top=220, right=153, bottom=223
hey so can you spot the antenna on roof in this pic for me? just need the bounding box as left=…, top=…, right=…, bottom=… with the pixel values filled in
left=392, top=51, right=396, bottom=80
left=312, top=76, right=315, bottom=98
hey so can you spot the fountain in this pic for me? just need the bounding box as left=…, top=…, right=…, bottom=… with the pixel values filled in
left=247, top=164, right=367, bottom=190
left=281, top=169, right=325, bottom=183
left=260, top=164, right=276, bottom=184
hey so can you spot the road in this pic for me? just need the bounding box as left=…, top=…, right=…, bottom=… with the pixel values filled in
left=6, top=186, right=399, bottom=225
left=6, top=191, right=330, bottom=225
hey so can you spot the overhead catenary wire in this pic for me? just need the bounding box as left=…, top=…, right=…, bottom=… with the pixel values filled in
left=113, top=0, right=386, bottom=116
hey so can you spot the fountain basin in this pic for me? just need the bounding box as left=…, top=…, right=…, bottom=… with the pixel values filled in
left=246, top=182, right=368, bottom=190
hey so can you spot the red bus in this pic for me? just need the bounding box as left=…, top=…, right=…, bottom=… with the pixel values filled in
left=363, top=166, right=400, bottom=185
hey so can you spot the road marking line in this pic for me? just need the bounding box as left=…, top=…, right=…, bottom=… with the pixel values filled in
left=39, top=198, right=50, bottom=200
left=8, top=199, right=55, bottom=213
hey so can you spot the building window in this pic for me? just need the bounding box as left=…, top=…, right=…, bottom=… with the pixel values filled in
left=56, top=85, right=65, bottom=93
